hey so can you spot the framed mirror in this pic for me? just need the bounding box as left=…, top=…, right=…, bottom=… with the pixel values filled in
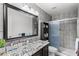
left=3, top=3, right=38, bottom=39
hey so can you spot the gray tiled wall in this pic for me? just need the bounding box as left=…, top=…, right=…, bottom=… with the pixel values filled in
left=77, top=6, right=79, bottom=37
left=60, top=19, right=77, bottom=50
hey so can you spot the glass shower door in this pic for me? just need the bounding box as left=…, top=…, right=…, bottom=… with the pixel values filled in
left=49, top=21, right=60, bottom=48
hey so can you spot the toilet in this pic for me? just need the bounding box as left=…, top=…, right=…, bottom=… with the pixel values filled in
left=49, top=46, right=58, bottom=56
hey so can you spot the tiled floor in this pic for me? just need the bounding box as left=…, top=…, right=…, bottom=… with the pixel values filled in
left=49, top=47, right=77, bottom=56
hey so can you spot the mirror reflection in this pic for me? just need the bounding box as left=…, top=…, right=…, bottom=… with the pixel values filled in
left=7, top=7, right=38, bottom=39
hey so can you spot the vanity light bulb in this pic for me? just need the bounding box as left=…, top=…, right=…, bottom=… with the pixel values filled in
left=22, top=5, right=30, bottom=12
left=35, top=11, right=39, bottom=16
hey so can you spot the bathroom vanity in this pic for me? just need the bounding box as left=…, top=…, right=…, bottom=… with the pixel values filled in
left=1, top=3, right=49, bottom=56
left=0, top=39, right=49, bottom=56
left=32, top=44, right=48, bottom=56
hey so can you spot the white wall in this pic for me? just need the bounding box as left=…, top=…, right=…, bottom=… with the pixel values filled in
left=0, top=3, right=3, bottom=38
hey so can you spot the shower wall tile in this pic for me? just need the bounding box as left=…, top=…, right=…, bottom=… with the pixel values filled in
left=77, top=20, right=79, bottom=37
left=60, top=19, right=77, bottom=50
left=60, top=21, right=64, bottom=47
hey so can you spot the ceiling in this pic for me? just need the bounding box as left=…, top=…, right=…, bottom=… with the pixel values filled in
left=36, top=3, right=78, bottom=16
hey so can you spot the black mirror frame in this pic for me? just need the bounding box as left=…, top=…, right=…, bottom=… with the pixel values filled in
left=3, top=3, right=38, bottom=40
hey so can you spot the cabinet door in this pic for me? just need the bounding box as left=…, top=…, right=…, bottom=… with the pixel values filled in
left=42, top=45, right=48, bottom=56
left=32, top=49, right=42, bottom=56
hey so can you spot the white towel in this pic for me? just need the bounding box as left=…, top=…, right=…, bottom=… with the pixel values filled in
left=75, top=38, right=79, bottom=53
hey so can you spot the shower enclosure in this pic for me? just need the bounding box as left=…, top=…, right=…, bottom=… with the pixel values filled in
left=49, top=18, right=77, bottom=56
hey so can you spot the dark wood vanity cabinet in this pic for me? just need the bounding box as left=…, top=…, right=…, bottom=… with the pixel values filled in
left=42, top=45, right=48, bottom=56
left=32, top=49, right=43, bottom=56
left=32, top=45, right=48, bottom=56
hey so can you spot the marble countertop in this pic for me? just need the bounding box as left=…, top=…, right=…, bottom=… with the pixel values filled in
left=0, top=39, right=49, bottom=56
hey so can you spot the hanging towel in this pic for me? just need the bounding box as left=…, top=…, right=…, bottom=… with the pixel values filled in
left=75, top=38, right=79, bottom=52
